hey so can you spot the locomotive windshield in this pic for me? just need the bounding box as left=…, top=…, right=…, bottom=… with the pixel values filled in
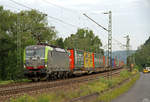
left=26, top=48, right=45, bottom=58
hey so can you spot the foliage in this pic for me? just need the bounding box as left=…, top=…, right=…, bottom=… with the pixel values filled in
left=55, top=37, right=65, bottom=48
left=132, top=36, right=150, bottom=71
left=133, top=65, right=140, bottom=71
left=120, top=70, right=131, bottom=78
left=0, top=6, right=57, bottom=80
left=97, top=73, right=140, bottom=102
left=10, top=70, right=137, bottom=102
left=0, top=79, right=30, bottom=85
left=0, top=6, right=104, bottom=81
left=0, top=80, right=14, bottom=85
left=64, top=28, right=104, bottom=54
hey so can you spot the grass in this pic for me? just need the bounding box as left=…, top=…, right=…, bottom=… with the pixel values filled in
left=0, top=80, right=14, bottom=85
left=0, top=79, right=31, bottom=85
left=96, top=72, right=140, bottom=102
left=8, top=69, right=139, bottom=102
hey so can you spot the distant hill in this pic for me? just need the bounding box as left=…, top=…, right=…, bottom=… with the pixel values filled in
left=105, top=50, right=135, bottom=64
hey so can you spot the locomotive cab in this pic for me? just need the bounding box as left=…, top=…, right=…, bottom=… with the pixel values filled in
left=24, top=45, right=53, bottom=80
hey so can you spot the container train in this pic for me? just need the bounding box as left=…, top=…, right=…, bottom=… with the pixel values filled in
left=23, top=44, right=124, bottom=81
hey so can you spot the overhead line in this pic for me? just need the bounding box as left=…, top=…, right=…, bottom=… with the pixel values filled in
left=9, top=0, right=32, bottom=9
left=42, top=0, right=79, bottom=13
left=113, top=38, right=125, bottom=47
left=4, top=5, right=21, bottom=11
left=8, top=0, right=126, bottom=51
left=83, top=13, right=109, bottom=32
left=9, top=0, right=80, bottom=28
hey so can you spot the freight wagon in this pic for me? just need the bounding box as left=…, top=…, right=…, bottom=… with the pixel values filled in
left=24, top=44, right=124, bottom=81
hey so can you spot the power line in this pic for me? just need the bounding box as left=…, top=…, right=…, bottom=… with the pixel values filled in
left=113, top=38, right=125, bottom=47
left=83, top=13, right=109, bottom=32
left=41, top=0, right=84, bottom=28
left=9, top=0, right=32, bottom=9
left=8, top=0, right=127, bottom=53
left=42, top=0, right=110, bottom=31
left=4, top=5, right=21, bottom=11
left=9, top=0, right=80, bottom=28
left=42, top=0, right=79, bottom=13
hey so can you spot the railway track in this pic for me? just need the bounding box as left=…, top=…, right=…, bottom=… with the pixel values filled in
left=0, top=68, right=124, bottom=101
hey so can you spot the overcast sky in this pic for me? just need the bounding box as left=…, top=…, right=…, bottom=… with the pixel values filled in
left=0, top=0, right=150, bottom=51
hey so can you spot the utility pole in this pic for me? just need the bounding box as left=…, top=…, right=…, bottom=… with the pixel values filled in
left=17, top=13, right=22, bottom=75
left=125, top=35, right=131, bottom=71
left=105, top=11, right=112, bottom=77
left=83, top=11, right=112, bottom=78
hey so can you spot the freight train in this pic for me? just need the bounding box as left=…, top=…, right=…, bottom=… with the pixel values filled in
left=23, top=44, right=124, bottom=81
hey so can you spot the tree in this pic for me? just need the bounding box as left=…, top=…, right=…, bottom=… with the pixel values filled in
left=64, top=28, right=103, bottom=54
left=0, top=6, right=57, bottom=80
left=133, top=37, right=150, bottom=71
left=55, top=37, right=65, bottom=48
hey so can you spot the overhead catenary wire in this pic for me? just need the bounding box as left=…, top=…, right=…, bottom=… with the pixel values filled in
left=41, top=0, right=108, bottom=30
left=8, top=0, right=109, bottom=38
left=7, top=0, right=127, bottom=52
left=4, top=4, right=21, bottom=11
left=42, top=0, right=79, bottom=13
left=42, top=0, right=108, bottom=18
left=9, top=0, right=80, bottom=28
left=7, top=0, right=106, bottom=40
left=41, top=0, right=86, bottom=29
left=9, top=0, right=32, bottom=9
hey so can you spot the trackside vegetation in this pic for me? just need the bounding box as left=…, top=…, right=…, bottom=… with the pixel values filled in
left=0, top=79, right=30, bottom=85
left=130, top=37, right=150, bottom=71
left=0, top=6, right=103, bottom=81
left=9, top=69, right=139, bottom=102
left=96, top=70, right=140, bottom=102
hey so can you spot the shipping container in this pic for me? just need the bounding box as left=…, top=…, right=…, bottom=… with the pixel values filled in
left=103, top=56, right=105, bottom=66
left=84, top=52, right=93, bottom=69
left=94, top=53, right=104, bottom=68
left=94, top=53, right=100, bottom=68
left=116, top=58, right=119, bottom=67
left=112, top=58, right=116, bottom=67
left=120, top=61, right=124, bottom=67
left=119, top=60, right=122, bottom=67
left=106, top=56, right=109, bottom=67
left=112, top=58, right=114, bottom=67
left=68, top=49, right=75, bottom=70
left=68, top=49, right=84, bottom=70
left=75, top=50, right=84, bottom=68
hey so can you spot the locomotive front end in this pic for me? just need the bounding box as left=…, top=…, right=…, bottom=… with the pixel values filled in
left=24, top=45, right=49, bottom=81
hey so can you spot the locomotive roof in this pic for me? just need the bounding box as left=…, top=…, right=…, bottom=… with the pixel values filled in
left=26, top=45, right=53, bottom=50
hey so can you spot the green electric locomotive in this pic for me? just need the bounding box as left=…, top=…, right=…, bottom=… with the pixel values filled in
left=24, top=45, right=70, bottom=81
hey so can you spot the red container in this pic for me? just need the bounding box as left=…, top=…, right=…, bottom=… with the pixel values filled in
left=68, top=49, right=84, bottom=70
left=103, top=56, right=105, bottom=66
left=68, top=49, right=75, bottom=70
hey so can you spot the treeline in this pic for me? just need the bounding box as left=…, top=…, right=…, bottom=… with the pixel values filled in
left=0, top=6, right=103, bottom=80
left=64, top=29, right=103, bottom=54
left=131, top=37, right=150, bottom=71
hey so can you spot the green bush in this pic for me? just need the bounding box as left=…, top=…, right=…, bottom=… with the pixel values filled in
left=120, top=70, right=131, bottom=78
left=133, top=65, right=141, bottom=71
